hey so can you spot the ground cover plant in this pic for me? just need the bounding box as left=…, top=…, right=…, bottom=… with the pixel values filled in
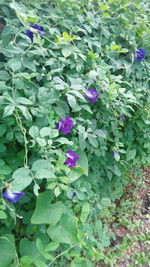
left=0, top=0, right=150, bottom=266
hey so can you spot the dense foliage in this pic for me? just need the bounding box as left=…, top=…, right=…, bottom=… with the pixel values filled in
left=0, top=0, right=150, bottom=266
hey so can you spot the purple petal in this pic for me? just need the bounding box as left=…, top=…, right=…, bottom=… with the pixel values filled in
left=65, top=116, right=74, bottom=128
left=56, top=116, right=74, bottom=135
left=135, top=48, right=146, bottom=62
left=84, top=88, right=99, bottom=104
left=3, top=189, right=25, bottom=203
left=66, top=150, right=80, bottom=161
left=25, top=30, right=33, bottom=42
left=31, top=24, right=44, bottom=34
left=112, top=151, right=119, bottom=157
left=64, top=158, right=77, bottom=167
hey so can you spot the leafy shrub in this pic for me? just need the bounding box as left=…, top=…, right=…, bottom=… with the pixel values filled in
left=0, top=0, right=150, bottom=266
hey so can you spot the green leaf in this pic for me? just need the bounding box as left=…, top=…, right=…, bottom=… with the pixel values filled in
left=88, top=134, right=98, bottom=148
left=23, top=57, right=36, bottom=72
left=31, top=190, right=65, bottom=224
left=126, top=149, right=136, bottom=161
left=54, top=186, right=61, bottom=197
left=54, top=101, right=69, bottom=117
left=68, top=167, right=84, bottom=181
left=12, top=167, right=32, bottom=191
left=57, top=137, right=73, bottom=145
left=40, top=127, right=51, bottom=138
left=101, top=198, right=111, bottom=206
left=15, top=97, right=33, bottom=105
left=67, top=94, right=77, bottom=109
left=29, top=126, right=39, bottom=138
left=94, top=129, right=107, bottom=138
left=0, top=124, right=6, bottom=137
left=62, top=46, right=74, bottom=57
left=80, top=202, right=91, bottom=224
left=45, top=242, right=59, bottom=252
left=32, top=159, right=55, bottom=179
left=3, top=105, right=15, bottom=117
left=47, top=213, right=79, bottom=245
left=0, top=143, right=6, bottom=152
left=76, top=150, right=88, bottom=176
left=113, top=164, right=121, bottom=176
left=81, top=104, right=93, bottom=114
left=0, top=164, right=12, bottom=175
left=0, top=70, right=10, bottom=81
left=0, top=210, right=7, bottom=219
left=7, top=58, right=21, bottom=72
left=0, top=234, right=16, bottom=267
left=36, top=138, right=47, bottom=147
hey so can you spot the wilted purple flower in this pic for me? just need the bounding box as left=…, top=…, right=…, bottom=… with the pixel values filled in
left=71, top=192, right=77, bottom=200
left=84, top=88, right=99, bottom=104
left=3, top=189, right=25, bottom=203
left=25, top=24, right=44, bottom=42
left=56, top=116, right=74, bottom=134
left=135, top=48, right=146, bottom=62
left=112, top=151, right=119, bottom=157
left=64, top=150, right=80, bottom=167
left=117, top=115, right=125, bottom=121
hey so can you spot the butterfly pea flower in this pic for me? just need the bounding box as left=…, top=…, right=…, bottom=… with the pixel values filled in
left=84, top=88, right=99, bottom=104
left=135, top=48, right=146, bottom=62
left=64, top=150, right=80, bottom=167
left=3, top=189, right=25, bottom=203
left=112, top=151, right=119, bottom=157
left=71, top=192, right=77, bottom=201
left=117, top=115, right=125, bottom=121
left=25, top=24, right=44, bottom=42
left=56, top=116, right=74, bottom=135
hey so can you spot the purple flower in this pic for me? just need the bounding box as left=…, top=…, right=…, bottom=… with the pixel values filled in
left=56, top=116, right=74, bottom=134
left=117, top=115, right=125, bottom=121
left=71, top=192, right=77, bottom=200
left=64, top=150, right=80, bottom=167
left=112, top=151, right=119, bottom=157
left=135, top=48, right=146, bottom=62
left=84, top=88, right=99, bottom=104
left=25, top=24, right=44, bottom=42
left=3, top=189, right=25, bottom=203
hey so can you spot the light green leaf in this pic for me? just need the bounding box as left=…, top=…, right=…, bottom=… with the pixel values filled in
left=80, top=202, right=91, bottom=224
left=31, top=190, right=65, bottom=224
left=0, top=70, right=10, bottom=81
left=113, top=164, right=121, bottom=176
left=57, top=137, right=73, bottom=145
left=0, top=210, right=7, bottom=219
left=23, top=58, right=36, bottom=72
left=67, top=94, right=77, bottom=109
left=126, top=149, right=136, bottom=161
left=12, top=167, right=32, bottom=191
left=40, top=127, right=51, bottom=138
left=7, top=58, right=21, bottom=71
left=32, top=159, right=55, bottom=179
left=45, top=242, right=59, bottom=252
left=36, top=138, right=47, bottom=147
left=81, top=104, right=93, bottom=114
left=3, top=105, right=15, bottom=117
left=88, top=134, right=98, bottom=148
left=29, top=126, right=39, bottom=138
left=47, top=213, right=79, bottom=245
left=0, top=234, right=16, bottom=267
left=0, top=125, right=6, bottom=137
left=15, top=97, right=33, bottom=105
left=76, top=150, right=88, bottom=176
left=54, top=186, right=61, bottom=197
left=94, top=129, right=107, bottom=138
left=62, top=46, right=74, bottom=57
